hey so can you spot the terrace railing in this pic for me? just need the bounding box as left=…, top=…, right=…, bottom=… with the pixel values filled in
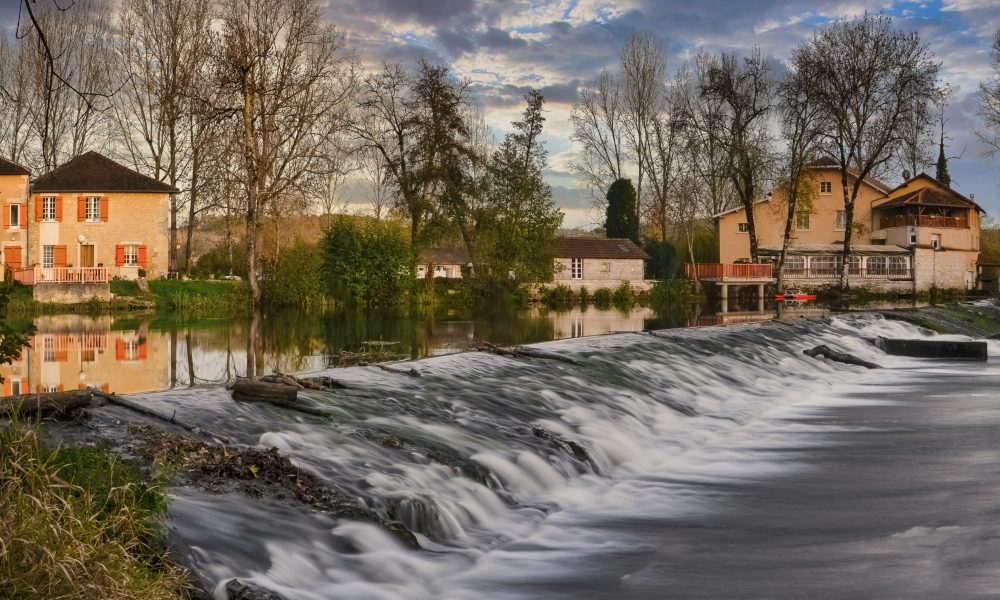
left=879, top=214, right=969, bottom=229
left=683, top=263, right=774, bottom=280
left=12, top=267, right=108, bottom=284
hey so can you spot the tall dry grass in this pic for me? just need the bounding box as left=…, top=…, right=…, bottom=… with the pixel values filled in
left=0, top=419, right=190, bottom=599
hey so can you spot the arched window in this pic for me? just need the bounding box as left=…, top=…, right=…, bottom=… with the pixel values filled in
left=785, top=256, right=805, bottom=274
left=888, top=256, right=907, bottom=276
left=867, top=256, right=887, bottom=275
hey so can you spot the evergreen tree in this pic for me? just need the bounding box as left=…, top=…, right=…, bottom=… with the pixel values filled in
left=935, top=140, right=951, bottom=187
left=604, top=178, right=639, bottom=243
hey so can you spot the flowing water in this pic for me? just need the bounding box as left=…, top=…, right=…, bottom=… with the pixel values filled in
left=68, top=305, right=999, bottom=599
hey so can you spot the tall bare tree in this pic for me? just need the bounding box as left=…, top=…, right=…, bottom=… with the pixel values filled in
left=792, top=12, right=939, bottom=290
left=569, top=68, right=627, bottom=200
left=699, top=47, right=775, bottom=263
left=686, top=51, right=735, bottom=218
left=643, top=68, right=688, bottom=242
left=213, top=0, right=353, bottom=305
left=979, top=30, right=1000, bottom=157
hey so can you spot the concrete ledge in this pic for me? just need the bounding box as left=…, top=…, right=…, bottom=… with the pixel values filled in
left=876, top=337, right=987, bottom=361
left=32, top=282, right=112, bottom=303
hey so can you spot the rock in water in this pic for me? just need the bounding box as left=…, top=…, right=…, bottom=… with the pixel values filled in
left=875, top=338, right=988, bottom=361
left=803, top=345, right=880, bottom=369
left=225, top=578, right=286, bottom=600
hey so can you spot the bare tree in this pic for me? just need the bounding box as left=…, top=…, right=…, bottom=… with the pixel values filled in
left=773, top=65, right=824, bottom=290
left=643, top=68, right=688, bottom=243
left=569, top=68, right=628, bottom=200
left=213, top=0, right=353, bottom=305
left=359, top=146, right=392, bottom=219
left=979, top=30, right=1000, bottom=157
left=619, top=32, right=667, bottom=225
left=0, top=34, right=35, bottom=164
left=792, top=12, right=939, bottom=290
left=685, top=51, right=735, bottom=218
left=699, top=47, right=775, bottom=263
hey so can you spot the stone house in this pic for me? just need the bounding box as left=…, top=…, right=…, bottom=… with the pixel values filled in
left=552, top=237, right=651, bottom=291
left=716, top=162, right=982, bottom=292
left=0, top=157, right=30, bottom=274
left=417, top=247, right=470, bottom=279
left=3, top=152, right=177, bottom=300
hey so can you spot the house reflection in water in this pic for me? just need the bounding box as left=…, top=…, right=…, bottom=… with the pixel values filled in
left=549, top=307, right=656, bottom=339
left=1, top=315, right=169, bottom=396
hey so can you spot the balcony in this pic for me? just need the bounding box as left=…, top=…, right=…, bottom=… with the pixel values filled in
left=782, top=267, right=912, bottom=281
left=684, top=263, right=774, bottom=281
left=12, top=267, right=109, bottom=285
left=878, top=214, right=969, bottom=229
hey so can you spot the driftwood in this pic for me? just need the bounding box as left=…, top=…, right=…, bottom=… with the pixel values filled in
left=260, top=372, right=343, bottom=391
left=376, top=364, right=422, bottom=378
left=0, top=389, right=95, bottom=416
left=480, top=342, right=580, bottom=365
left=231, top=379, right=332, bottom=417
left=803, top=345, right=880, bottom=369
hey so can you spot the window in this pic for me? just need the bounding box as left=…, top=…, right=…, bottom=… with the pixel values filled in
left=42, top=196, right=56, bottom=221
left=42, top=245, right=54, bottom=268
left=909, top=230, right=918, bottom=245
left=738, top=222, right=749, bottom=233
left=820, top=181, right=832, bottom=194
left=8, top=203, right=19, bottom=228
left=85, top=196, right=101, bottom=221
left=42, top=336, right=55, bottom=362
left=835, top=210, right=846, bottom=231
left=931, top=234, right=941, bottom=250
left=888, top=256, right=908, bottom=276
left=811, top=255, right=838, bottom=275
left=867, top=256, right=887, bottom=275
left=570, top=257, right=583, bottom=279
left=845, top=255, right=861, bottom=275
left=9, top=379, right=20, bottom=395
left=124, top=244, right=139, bottom=266
left=795, top=211, right=810, bottom=230
left=785, top=256, right=805, bottom=274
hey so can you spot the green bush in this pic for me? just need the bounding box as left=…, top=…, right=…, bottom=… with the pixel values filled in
left=110, top=279, right=142, bottom=297
left=643, top=238, right=677, bottom=280
left=592, top=287, right=612, bottom=309
left=262, top=240, right=327, bottom=308
left=191, top=242, right=247, bottom=279
left=577, top=286, right=590, bottom=307
left=611, top=281, right=635, bottom=308
left=543, top=284, right=575, bottom=308
left=322, top=217, right=412, bottom=307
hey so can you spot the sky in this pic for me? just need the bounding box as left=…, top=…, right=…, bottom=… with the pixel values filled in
left=2, top=0, right=999, bottom=227
left=319, top=0, right=1000, bottom=227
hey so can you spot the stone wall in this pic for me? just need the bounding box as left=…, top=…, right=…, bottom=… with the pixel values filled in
left=553, top=257, right=648, bottom=290
left=32, top=282, right=111, bottom=303
left=912, top=248, right=978, bottom=290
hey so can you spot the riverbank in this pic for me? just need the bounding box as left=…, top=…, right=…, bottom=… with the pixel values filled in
left=4, top=299, right=999, bottom=599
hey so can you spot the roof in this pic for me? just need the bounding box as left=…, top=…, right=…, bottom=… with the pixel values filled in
left=31, top=151, right=179, bottom=194
left=758, top=244, right=910, bottom=256
left=554, top=237, right=650, bottom=260
left=419, top=247, right=470, bottom=265
left=0, top=156, right=29, bottom=176
left=878, top=174, right=985, bottom=213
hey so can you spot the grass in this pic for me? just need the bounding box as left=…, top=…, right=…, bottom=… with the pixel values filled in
left=147, top=279, right=250, bottom=313
left=0, top=418, right=191, bottom=599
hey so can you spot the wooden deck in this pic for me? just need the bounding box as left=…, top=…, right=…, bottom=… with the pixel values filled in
left=684, top=263, right=775, bottom=283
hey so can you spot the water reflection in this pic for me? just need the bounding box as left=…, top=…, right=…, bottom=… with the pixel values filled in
left=0, top=298, right=923, bottom=396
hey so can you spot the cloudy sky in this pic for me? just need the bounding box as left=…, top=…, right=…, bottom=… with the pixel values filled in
left=322, top=0, right=1000, bottom=227
left=2, top=0, right=999, bottom=226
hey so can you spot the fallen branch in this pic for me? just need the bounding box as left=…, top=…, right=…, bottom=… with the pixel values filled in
left=91, top=388, right=230, bottom=442
left=0, top=390, right=94, bottom=416
left=480, top=342, right=580, bottom=365
left=231, top=379, right=333, bottom=417
left=803, top=345, right=880, bottom=369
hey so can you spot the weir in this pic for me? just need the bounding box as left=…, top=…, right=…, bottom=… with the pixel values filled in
left=72, top=304, right=1000, bottom=599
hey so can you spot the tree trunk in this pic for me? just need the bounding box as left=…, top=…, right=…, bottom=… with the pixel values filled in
left=837, top=169, right=855, bottom=293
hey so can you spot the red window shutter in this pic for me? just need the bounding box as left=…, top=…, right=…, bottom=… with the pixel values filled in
left=77, top=196, right=86, bottom=221
left=55, top=196, right=63, bottom=221
left=115, top=245, right=125, bottom=267
left=57, top=384, right=64, bottom=392
left=100, top=197, right=109, bottom=222
left=3, top=379, right=10, bottom=396
left=138, top=245, right=148, bottom=266
left=100, top=383, right=109, bottom=393
left=3, top=206, right=9, bottom=229
left=115, top=338, right=125, bottom=360
left=35, top=197, right=43, bottom=221
left=138, top=341, right=147, bottom=360
left=78, top=383, right=86, bottom=390
left=21, top=378, right=27, bottom=392
left=18, top=203, right=25, bottom=229
left=53, top=245, right=67, bottom=268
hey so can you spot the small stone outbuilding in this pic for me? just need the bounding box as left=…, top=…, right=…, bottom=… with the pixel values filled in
left=552, top=237, right=651, bottom=291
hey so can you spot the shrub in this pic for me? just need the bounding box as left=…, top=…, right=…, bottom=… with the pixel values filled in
left=592, top=287, right=613, bottom=309
left=611, top=281, right=635, bottom=308
left=543, top=284, right=575, bottom=309
left=322, top=216, right=412, bottom=307
left=191, top=242, right=247, bottom=279
left=577, top=286, right=590, bottom=307
left=643, top=238, right=677, bottom=280
left=262, top=239, right=327, bottom=308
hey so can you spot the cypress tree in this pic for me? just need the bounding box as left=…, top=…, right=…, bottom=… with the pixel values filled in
left=936, top=140, right=951, bottom=187
left=605, top=178, right=639, bottom=243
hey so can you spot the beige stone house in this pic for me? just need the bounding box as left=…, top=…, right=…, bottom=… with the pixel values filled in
left=553, top=237, right=651, bottom=291
left=716, top=163, right=982, bottom=291
left=417, top=247, right=470, bottom=279
left=0, top=157, right=31, bottom=274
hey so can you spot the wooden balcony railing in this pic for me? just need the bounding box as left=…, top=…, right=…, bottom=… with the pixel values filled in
left=684, top=263, right=774, bottom=280
left=781, top=267, right=913, bottom=281
left=12, top=267, right=108, bottom=284
left=879, top=214, right=969, bottom=229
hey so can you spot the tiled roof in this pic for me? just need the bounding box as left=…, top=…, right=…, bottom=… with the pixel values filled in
left=0, top=156, right=29, bottom=176
left=877, top=184, right=984, bottom=212
left=554, top=237, right=650, bottom=260
left=420, top=247, right=470, bottom=265
left=31, top=151, right=178, bottom=193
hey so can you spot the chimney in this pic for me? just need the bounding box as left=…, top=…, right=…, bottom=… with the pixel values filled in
left=902, top=169, right=911, bottom=181
left=970, top=193, right=975, bottom=201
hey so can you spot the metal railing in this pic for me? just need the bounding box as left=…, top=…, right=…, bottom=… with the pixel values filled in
left=782, top=267, right=912, bottom=281
left=684, top=263, right=774, bottom=280
left=12, top=267, right=108, bottom=284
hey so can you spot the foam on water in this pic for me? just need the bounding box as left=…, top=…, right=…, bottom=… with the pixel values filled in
left=152, top=312, right=987, bottom=598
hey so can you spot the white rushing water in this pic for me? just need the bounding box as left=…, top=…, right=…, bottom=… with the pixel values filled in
left=137, top=313, right=989, bottom=600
